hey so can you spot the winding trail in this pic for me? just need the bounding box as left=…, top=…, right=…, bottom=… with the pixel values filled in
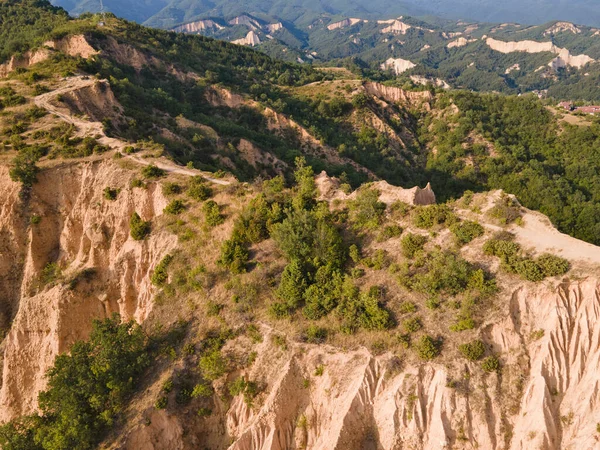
left=34, top=76, right=231, bottom=185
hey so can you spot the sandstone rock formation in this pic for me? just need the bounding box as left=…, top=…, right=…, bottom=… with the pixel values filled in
left=0, top=35, right=97, bottom=78
left=315, top=172, right=436, bottom=206
left=0, top=161, right=176, bottom=421
left=116, top=276, right=600, bottom=450
left=363, top=81, right=433, bottom=105
left=379, top=58, right=416, bottom=75
left=447, top=37, right=477, bottom=48
left=544, top=21, right=582, bottom=35
left=232, top=31, right=261, bottom=47
left=327, top=18, right=365, bottom=31
left=172, top=20, right=224, bottom=33
left=485, top=37, right=594, bottom=69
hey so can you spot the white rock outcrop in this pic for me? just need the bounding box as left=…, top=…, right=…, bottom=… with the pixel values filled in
left=327, top=18, right=365, bottom=30
left=172, top=19, right=224, bottom=33
left=485, top=37, right=594, bottom=69
left=380, top=58, right=416, bottom=75
left=232, top=31, right=261, bottom=47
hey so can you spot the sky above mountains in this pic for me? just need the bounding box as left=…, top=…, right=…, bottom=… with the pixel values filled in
left=52, top=0, right=600, bottom=28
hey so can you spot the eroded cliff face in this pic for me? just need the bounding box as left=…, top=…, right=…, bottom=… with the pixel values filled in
left=0, top=160, right=176, bottom=421
left=118, top=278, right=600, bottom=450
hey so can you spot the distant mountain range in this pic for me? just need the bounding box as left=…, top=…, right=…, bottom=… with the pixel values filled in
left=53, top=0, right=600, bottom=28
left=51, top=0, right=600, bottom=101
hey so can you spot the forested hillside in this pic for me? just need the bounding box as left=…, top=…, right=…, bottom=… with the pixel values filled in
left=1, top=3, right=600, bottom=449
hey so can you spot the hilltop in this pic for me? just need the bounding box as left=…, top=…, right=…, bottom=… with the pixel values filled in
left=0, top=3, right=600, bottom=449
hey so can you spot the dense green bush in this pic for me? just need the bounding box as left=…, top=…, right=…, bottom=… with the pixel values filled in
left=271, top=208, right=346, bottom=271
left=348, top=188, right=386, bottom=230
left=151, top=255, right=173, bottom=286
left=9, top=146, right=44, bottom=187
left=400, top=233, right=427, bottom=258
left=481, top=355, right=501, bottom=373
left=402, top=250, right=496, bottom=297
left=413, top=205, right=457, bottom=229
left=142, top=164, right=165, bottom=178
left=458, top=339, right=485, bottom=361
left=228, top=377, right=258, bottom=406
left=164, top=199, right=186, bottom=215
left=103, top=187, right=119, bottom=201
left=488, top=196, right=521, bottom=225
left=377, top=224, right=403, bottom=242
left=218, top=237, right=249, bottom=274
left=536, top=254, right=570, bottom=277
left=187, top=177, right=212, bottom=201
left=403, top=317, right=423, bottom=334
left=484, top=237, right=569, bottom=281
left=450, top=220, right=485, bottom=245
left=274, top=260, right=308, bottom=313
left=304, top=325, right=327, bottom=343
left=336, top=284, right=391, bottom=333
left=162, top=182, right=181, bottom=195
left=199, top=348, right=227, bottom=381
left=129, top=212, right=151, bottom=240
left=203, top=200, right=224, bottom=227
left=414, top=335, right=441, bottom=360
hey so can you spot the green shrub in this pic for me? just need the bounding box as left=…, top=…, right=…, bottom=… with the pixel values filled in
left=9, top=146, right=43, bottom=187
left=450, top=317, right=476, bottom=332
left=377, top=224, right=403, bottom=242
left=406, top=250, right=495, bottom=297
left=130, top=178, right=145, bottom=189
left=164, top=200, right=186, bottom=215
left=458, top=340, right=485, bottom=361
left=40, top=262, right=61, bottom=287
left=315, top=365, right=325, bottom=376
left=188, top=177, right=212, bottom=201
left=103, top=187, right=119, bottom=201
left=413, top=204, right=457, bottom=229
left=304, top=325, right=327, bottom=343
left=151, top=255, right=173, bottom=286
left=390, top=200, right=412, bottom=217
left=397, top=333, right=411, bottom=348
left=488, top=196, right=521, bottom=225
left=337, top=285, right=391, bottom=333
left=30, top=214, right=41, bottom=225
left=228, top=377, right=258, bottom=406
left=130, top=212, right=151, bottom=240
left=400, top=233, right=427, bottom=258
left=199, top=348, right=227, bottom=381
left=462, top=190, right=474, bottom=206
left=361, top=249, right=388, bottom=270
left=276, top=260, right=308, bottom=312
left=536, top=254, right=570, bottom=277
left=162, top=182, right=181, bottom=195
left=403, top=317, right=423, bottom=333
left=515, top=258, right=545, bottom=282
left=398, top=301, right=417, bottom=314
left=481, top=355, right=501, bottom=373
left=450, top=221, right=485, bottom=245
left=271, top=208, right=346, bottom=271
left=154, top=396, right=168, bottom=409
left=142, top=164, right=165, bottom=178
left=203, top=200, right=224, bottom=227
left=414, top=335, right=440, bottom=360
left=191, top=383, right=213, bottom=399
left=348, top=188, right=386, bottom=230
left=218, top=237, right=249, bottom=274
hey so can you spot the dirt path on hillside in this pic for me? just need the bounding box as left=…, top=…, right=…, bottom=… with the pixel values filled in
left=477, top=190, right=600, bottom=265
left=34, top=76, right=231, bottom=185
